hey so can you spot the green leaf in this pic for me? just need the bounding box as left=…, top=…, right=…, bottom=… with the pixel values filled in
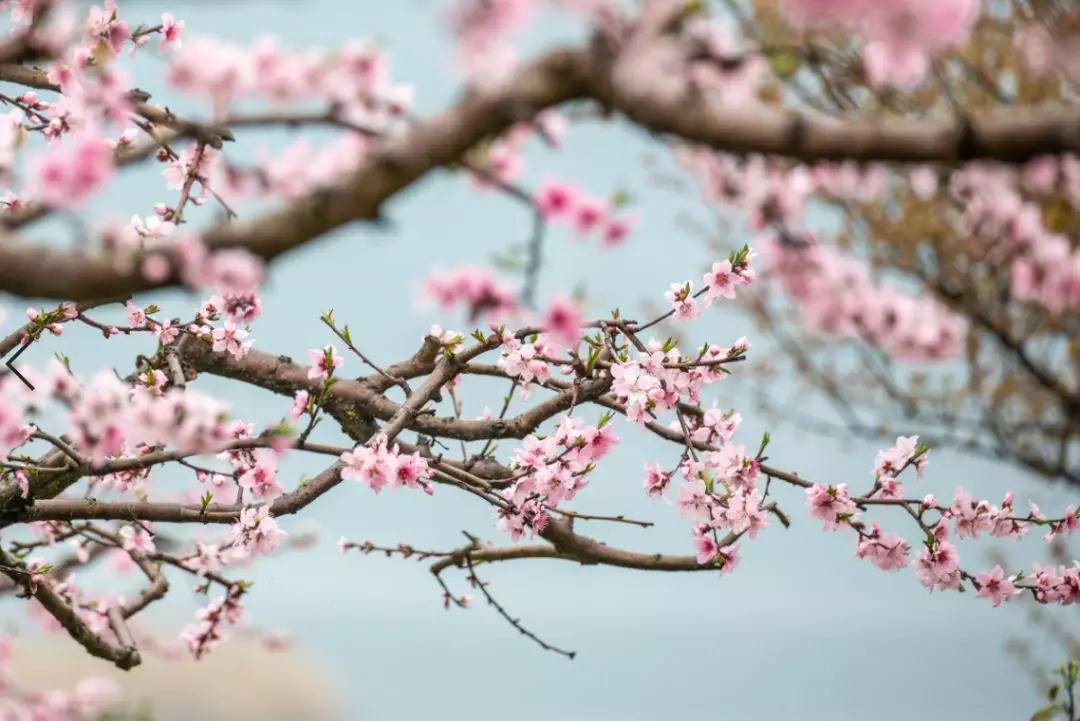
left=491, top=248, right=524, bottom=271
left=702, top=471, right=715, bottom=495
left=585, top=346, right=601, bottom=375
left=610, top=188, right=633, bottom=209
left=756, top=431, right=771, bottom=458
left=768, top=49, right=801, bottom=78
left=1030, top=706, right=1061, bottom=721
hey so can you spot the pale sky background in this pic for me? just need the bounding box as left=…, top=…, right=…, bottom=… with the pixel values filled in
left=2, top=1, right=1077, bottom=720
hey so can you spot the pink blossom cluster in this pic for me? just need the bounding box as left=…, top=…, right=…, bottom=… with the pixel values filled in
left=0, top=380, right=34, bottom=457
left=169, top=36, right=411, bottom=120
left=71, top=373, right=231, bottom=462
left=679, top=151, right=962, bottom=361
left=447, top=0, right=535, bottom=86
left=164, top=33, right=408, bottom=204
left=665, top=247, right=755, bottom=320
left=633, top=398, right=763, bottom=567
left=538, top=296, right=584, bottom=349
left=306, top=345, right=343, bottom=381
left=99, top=218, right=267, bottom=301
left=0, top=1, right=189, bottom=209
left=680, top=151, right=884, bottom=231
left=498, top=414, right=618, bottom=540
left=21, top=567, right=122, bottom=644
left=445, top=0, right=615, bottom=86
left=802, top=436, right=1079, bottom=606
left=31, top=135, right=114, bottom=208
left=684, top=18, right=769, bottom=108
left=673, top=443, right=766, bottom=567
left=180, top=587, right=244, bottom=659
left=340, top=435, right=434, bottom=494
left=779, top=0, right=980, bottom=87
left=609, top=337, right=748, bottom=424
left=952, top=159, right=1080, bottom=315
left=223, top=430, right=283, bottom=502
left=229, top=505, right=286, bottom=559
left=420, top=266, right=520, bottom=322
left=470, top=110, right=566, bottom=189
left=534, top=178, right=635, bottom=247
left=761, top=234, right=963, bottom=361
left=497, top=331, right=559, bottom=394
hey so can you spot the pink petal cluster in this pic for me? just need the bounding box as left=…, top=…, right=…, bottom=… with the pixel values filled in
left=307, top=345, right=344, bottom=381
left=779, top=0, right=980, bottom=87
left=538, top=296, right=584, bottom=349
left=340, top=435, right=433, bottom=494
left=32, top=135, right=114, bottom=208
left=498, top=415, right=619, bottom=540
left=420, top=266, right=519, bottom=322
left=534, top=178, right=635, bottom=247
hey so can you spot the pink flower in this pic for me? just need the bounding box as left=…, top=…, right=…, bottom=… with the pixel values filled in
left=725, top=488, right=769, bottom=538
left=610, top=362, right=660, bottom=408
left=32, top=135, right=114, bottom=207
left=715, top=544, right=740, bottom=575
left=915, top=541, right=962, bottom=591
left=535, top=178, right=578, bottom=220
left=307, top=345, right=343, bottom=380
left=340, top=438, right=394, bottom=493
left=571, top=196, right=608, bottom=235
left=153, top=319, right=180, bottom=345
left=238, top=451, right=283, bottom=501
left=862, top=2, right=978, bottom=88
left=702, top=260, right=737, bottom=305
left=289, top=390, right=309, bottom=421
left=230, top=505, right=284, bottom=558
left=975, top=565, right=1020, bottom=607
left=119, top=524, right=156, bottom=555
left=420, top=266, right=519, bottom=322
left=86, top=0, right=130, bottom=56
left=125, top=302, right=147, bottom=326
left=677, top=479, right=712, bottom=521
left=391, top=451, right=433, bottom=492
left=577, top=423, right=618, bottom=461
left=539, top=296, right=583, bottom=349
left=14, top=471, right=29, bottom=499
left=602, top=216, right=634, bottom=247
left=805, top=483, right=857, bottom=531
left=873, top=435, right=921, bottom=479
left=205, top=249, right=265, bottom=295
left=211, top=320, right=250, bottom=360
left=159, top=12, right=184, bottom=51
left=664, top=282, right=698, bottom=321
left=1045, top=505, right=1079, bottom=542
left=643, top=462, right=670, bottom=497
left=855, top=522, right=910, bottom=571
left=693, top=529, right=719, bottom=564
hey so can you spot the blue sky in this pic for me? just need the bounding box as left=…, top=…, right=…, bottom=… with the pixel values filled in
left=3, top=1, right=1077, bottom=719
